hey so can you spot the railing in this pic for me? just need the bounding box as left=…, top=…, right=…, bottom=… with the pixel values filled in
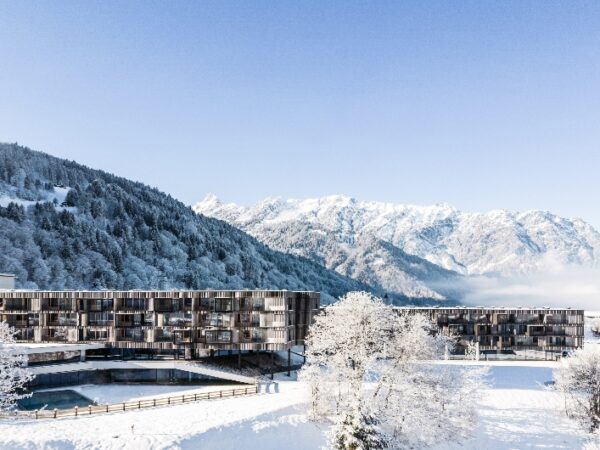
left=2, top=385, right=258, bottom=420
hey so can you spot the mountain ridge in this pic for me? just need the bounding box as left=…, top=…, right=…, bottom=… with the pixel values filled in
left=194, top=194, right=600, bottom=299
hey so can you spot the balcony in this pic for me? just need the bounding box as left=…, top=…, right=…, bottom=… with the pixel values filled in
left=173, top=332, right=193, bottom=344
left=527, top=325, right=546, bottom=337
left=1, top=301, right=29, bottom=311
left=205, top=331, right=232, bottom=344
left=47, top=319, right=78, bottom=327
left=117, top=299, right=147, bottom=311
left=6, top=320, right=28, bottom=327
left=85, top=301, right=114, bottom=312
left=116, top=329, right=145, bottom=342
left=164, top=316, right=193, bottom=327
left=89, top=319, right=114, bottom=327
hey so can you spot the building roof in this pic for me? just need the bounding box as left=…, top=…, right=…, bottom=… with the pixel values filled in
left=394, top=306, right=583, bottom=312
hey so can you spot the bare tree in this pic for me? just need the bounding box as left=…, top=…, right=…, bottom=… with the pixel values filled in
left=0, top=322, right=33, bottom=411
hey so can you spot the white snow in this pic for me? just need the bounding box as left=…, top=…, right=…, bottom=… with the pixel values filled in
left=0, top=361, right=588, bottom=449
left=0, top=187, right=73, bottom=211
left=194, top=194, right=600, bottom=277
left=194, top=194, right=600, bottom=301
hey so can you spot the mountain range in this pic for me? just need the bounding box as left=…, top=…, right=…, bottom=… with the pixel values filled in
left=194, top=194, right=600, bottom=300
left=3, top=143, right=597, bottom=305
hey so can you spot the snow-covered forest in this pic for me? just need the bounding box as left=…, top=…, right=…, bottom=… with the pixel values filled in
left=0, top=144, right=367, bottom=300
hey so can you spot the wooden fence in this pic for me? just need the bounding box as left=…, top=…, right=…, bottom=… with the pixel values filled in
left=1, top=384, right=258, bottom=420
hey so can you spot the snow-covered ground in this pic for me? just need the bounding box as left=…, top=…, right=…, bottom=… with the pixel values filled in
left=0, top=362, right=588, bottom=449
left=0, top=187, right=71, bottom=209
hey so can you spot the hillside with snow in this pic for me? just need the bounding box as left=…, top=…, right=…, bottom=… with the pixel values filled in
left=0, top=144, right=369, bottom=301
left=194, top=194, right=600, bottom=300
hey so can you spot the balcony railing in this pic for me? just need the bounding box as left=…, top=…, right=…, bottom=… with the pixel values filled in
left=47, top=320, right=78, bottom=327
left=89, top=320, right=114, bottom=326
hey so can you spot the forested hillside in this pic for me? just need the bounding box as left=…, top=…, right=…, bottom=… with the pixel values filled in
left=0, top=143, right=369, bottom=302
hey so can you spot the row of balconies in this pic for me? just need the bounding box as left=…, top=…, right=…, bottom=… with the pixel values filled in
left=30, top=326, right=291, bottom=345
left=0, top=297, right=304, bottom=313
left=447, top=323, right=583, bottom=336
left=1, top=311, right=292, bottom=329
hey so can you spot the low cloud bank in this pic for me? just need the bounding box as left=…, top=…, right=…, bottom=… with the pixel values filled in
left=455, top=266, right=600, bottom=310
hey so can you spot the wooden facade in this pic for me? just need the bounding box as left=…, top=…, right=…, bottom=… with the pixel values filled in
left=0, top=290, right=320, bottom=358
left=398, top=306, right=584, bottom=354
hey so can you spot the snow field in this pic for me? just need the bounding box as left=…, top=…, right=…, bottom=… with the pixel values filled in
left=0, top=362, right=590, bottom=450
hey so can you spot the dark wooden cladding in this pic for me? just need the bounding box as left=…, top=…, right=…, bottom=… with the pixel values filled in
left=0, top=290, right=320, bottom=357
left=397, top=306, right=584, bottom=354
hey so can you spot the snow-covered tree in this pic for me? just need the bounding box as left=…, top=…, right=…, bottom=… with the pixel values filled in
left=331, top=403, right=387, bottom=450
left=465, top=339, right=479, bottom=360
left=0, top=322, right=33, bottom=411
left=591, top=319, right=600, bottom=336
left=300, top=292, right=487, bottom=449
left=554, top=347, right=600, bottom=432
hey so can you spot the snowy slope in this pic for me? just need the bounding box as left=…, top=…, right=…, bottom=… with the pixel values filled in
left=0, top=144, right=368, bottom=301
left=194, top=195, right=600, bottom=299
left=0, top=363, right=586, bottom=449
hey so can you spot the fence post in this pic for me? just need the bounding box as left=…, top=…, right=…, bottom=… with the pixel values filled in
left=123, top=403, right=125, bottom=411
left=54, top=408, right=57, bottom=419
left=138, top=401, right=141, bottom=409
left=245, top=387, right=248, bottom=395
left=106, top=404, right=109, bottom=413
left=208, top=392, right=211, bottom=399
left=35, top=409, right=38, bottom=420
left=75, top=406, right=78, bottom=417
left=153, top=399, right=156, bottom=407
left=220, top=390, right=222, bottom=398
left=89, top=405, right=92, bottom=415
left=168, top=397, right=170, bottom=405
left=194, top=393, right=197, bottom=401
left=182, top=395, right=184, bottom=403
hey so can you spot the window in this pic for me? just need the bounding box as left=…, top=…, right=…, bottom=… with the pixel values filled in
left=218, top=331, right=231, bottom=343
left=166, top=312, right=192, bottom=326
left=88, top=299, right=113, bottom=311
left=122, top=298, right=145, bottom=309
left=88, top=329, right=108, bottom=340
left=89, top=311, right=114, bottom=325
left=206, top=330, right=231, bottom=343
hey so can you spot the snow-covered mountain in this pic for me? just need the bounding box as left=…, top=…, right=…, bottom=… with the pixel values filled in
left=194, top=194, right=600, bottom=300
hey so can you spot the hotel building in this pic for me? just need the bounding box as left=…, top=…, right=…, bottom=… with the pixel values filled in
left=0, top=289, right=319, bottom=360
left=398, top=306, right=584, bottom=354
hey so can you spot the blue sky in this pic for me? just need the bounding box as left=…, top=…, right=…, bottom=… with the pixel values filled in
left=1, top=1, right=599, bottom=226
